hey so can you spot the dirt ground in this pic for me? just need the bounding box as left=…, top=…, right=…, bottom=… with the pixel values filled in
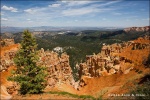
left=12, top=93, right=79, bottom=100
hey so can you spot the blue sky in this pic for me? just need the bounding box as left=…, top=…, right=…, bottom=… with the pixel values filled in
left=1, top=0, right=149, bottom=27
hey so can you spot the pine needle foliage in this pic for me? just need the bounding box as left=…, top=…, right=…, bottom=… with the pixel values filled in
left=9, top=30, right=47, bottom=95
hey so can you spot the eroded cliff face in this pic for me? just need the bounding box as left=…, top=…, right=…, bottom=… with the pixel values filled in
left=0, top=39, right=19, bottom=72
left=76, top=35, right=150, bottom=89
left=0, top=40, right=74, bottom=99
left=124, top=26, right=150, bottom=33
left=0, top=39, right=19, bottom=99
left=37, top=48, right=74, bottom=88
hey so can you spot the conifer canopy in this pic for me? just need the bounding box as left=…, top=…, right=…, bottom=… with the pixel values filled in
left=9, top=30, right=47, bottom=94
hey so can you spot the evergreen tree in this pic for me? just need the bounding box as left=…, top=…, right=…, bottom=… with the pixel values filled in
left=9, top=30, right=47, bottom=94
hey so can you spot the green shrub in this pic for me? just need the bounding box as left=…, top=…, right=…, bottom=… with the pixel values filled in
left=129, top=74, right=150, bottom=99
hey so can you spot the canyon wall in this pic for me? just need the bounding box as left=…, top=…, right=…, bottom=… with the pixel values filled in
left=76, top=35, right=150, bottom=88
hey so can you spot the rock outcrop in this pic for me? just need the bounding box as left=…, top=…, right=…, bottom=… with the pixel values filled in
left=76, top=35, right=150, bottom=80
left=1, top=85, right=12, bottom=100
left=0, top=39, right=20, bottom=99
left=0, top=39, right=19, bottom=72
left=124, top=26, right=150, bottom=33
left=0, top=41, right=74, bottom=99
left=37, top=48, right=74, bottom=88
left=0, top=39, right=15, bottom=47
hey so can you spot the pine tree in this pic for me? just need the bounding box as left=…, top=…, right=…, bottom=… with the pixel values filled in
left=9, top=30, right=47, bottom=94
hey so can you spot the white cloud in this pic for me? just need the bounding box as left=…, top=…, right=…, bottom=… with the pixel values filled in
left=62, top=6, right=114, bottom=16
left=24, top=9, right=37, bottom=14
left=63, top=1, right=95, bottom=6
left=99, top=1, right=121, bottom=7
left=62, top=7, right=96, bottom=16
left=1, top=18, right=8, bottom=21
left=4, top=0, right=138, bottom=27
left=21, top=1, right=120, bottom=18
left=61, top=0, right=120, bottom=7
left=61, top=1, right=120, bottom=16
left=1, top=5, right=18, bottom=12
left=61, top=1, right=67, bottom=3
left=24, top=7, right=48, bottom=15
left=49, top=4, right=61, bottom=7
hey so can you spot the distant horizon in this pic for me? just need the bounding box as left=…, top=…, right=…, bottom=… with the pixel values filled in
left=1, top=25, right=126, bottom=28
left=1, top=0, right=149, bottom=27
left=1, top=25, right=149, bottom=28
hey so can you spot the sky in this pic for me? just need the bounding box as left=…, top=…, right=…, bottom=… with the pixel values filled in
left=1, top=0, right=149, bottom=27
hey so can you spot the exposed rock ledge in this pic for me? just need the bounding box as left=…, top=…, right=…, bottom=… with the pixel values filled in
left=124, top=26, right=150, bottom=32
